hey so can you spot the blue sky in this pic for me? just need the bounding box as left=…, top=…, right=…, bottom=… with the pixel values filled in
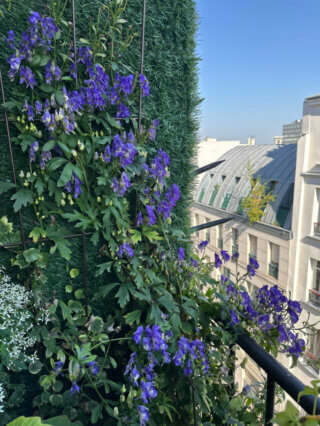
left=196, top=0, right=320, bottom=144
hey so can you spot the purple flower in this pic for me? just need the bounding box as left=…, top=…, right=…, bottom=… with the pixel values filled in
left=133, top=326, right=144, bottom=345
left=230, top=309, right=239, bottom=324
left=130, top=367, right=140, bottom=387
left=214, top=253, right=222, bottom=268
left=138, top=405, right=149, bottom=426
left=146, top=205, right=157, bottom=226
left=35, top=100, right=42, bottom=114
left=140, top=381, right=157, bottom=403
left=190, top=257, right=198, bottom=267
left=70, top=381, right=80, bottom=395
left=137, top=211, right=144, bottom=226
left=184, top=359, right=193, bottom=377
left=119, top=74, right=134, bottom=95
left=87, top=361, right=99, bottom=376
left=117, top=242, right=134, bottom=259
left=139, top=74, right=150, bottom=97
left=29, top=141, right=39, bottom=162
left=243, top=384, right=251, bottom=395
left=116, top=102, right=130, bottom=118
left=198, top=240, right=208, bottom=250
left=149, top=118, right=159, bottom=141
left=231, top=252, right=239, bottom=261
left=247, top=265, right=256, bottom=278
left=5, top=30, right=15, bottom=49
left=221, top=250, right=230, bottom=263
left=53, top=360, right=64, bottom=372
left=19, top=66, right=37, bottom=89
left=40, top=150, right=51, bottom=170
left=178, top=247, right=185, bottom=261
left=249, top=256, right=259, bottom=270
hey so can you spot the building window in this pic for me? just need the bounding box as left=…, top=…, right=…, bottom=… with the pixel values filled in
left=195, top=214, right=200, bottom=237
left=268, top=242, right=279, bottom=279
left=223, top=267, right=230, bottom=279
left=307, top=331, right=320, bottom=373
left=309, top=259, right=320, bottom=306
left=232, top=228, right=239, bottom=255
left=217, top=224, right=223, bottom=249
left=205, top=218, right=211, bottom=243
left=246, top=281, right=258, bottom=297
left=314, top=188, right=320, bottom=237
left=248, top=234, right=257, bottom=263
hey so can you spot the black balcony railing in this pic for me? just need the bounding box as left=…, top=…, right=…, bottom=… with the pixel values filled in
left=309, top=288, right=320, bottom=306
left=314, top=222, right=320, bottom=237
left=234, top=332, right=320, bottom=424
left=268, top=261, right=279, bottom=279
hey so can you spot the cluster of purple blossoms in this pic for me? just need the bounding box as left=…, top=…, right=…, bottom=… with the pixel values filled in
left=247, top=256, right=259, bottom=278
left=65, top=172, right=82, bottom=199
left=117, top=242, right=134, bottom=259
left=125, top=325, right=208, bottom=425
left=29, top=141, right=39, bottom=162
left=137, top=211, right=144, bottom=226
left=7, top=12, right=58, bottom=82
left=45, top=61, right=61, bottom=84
left=113, top=171, right=131, bottom=196
left=148, top=119, right=159, bottom=141
left=40, top=151, right=51, bottom=170
left=111, top=133, right=137, bottom=168
left=173, top=336, right=209, bottom=376
left=219, top=256, right=305, bottom=357
left=139, top=74, right=150, bottom=97
left=156, top=184, right=181, bottom=220
left=117, top=74, right=134, bottom=96
left=143, top=149, right=170, bottom=190
left=178, top=247, right=185, bottom=261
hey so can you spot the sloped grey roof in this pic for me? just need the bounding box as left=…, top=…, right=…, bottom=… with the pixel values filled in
left=196, top=144, right=297, bottom=229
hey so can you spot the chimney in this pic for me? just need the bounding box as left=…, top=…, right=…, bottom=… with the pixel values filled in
left=248, top=136, right=255, bottom=145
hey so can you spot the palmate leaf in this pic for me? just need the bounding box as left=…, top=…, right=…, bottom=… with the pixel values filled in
left=115, top=283, right=135, bottom=308
left=124, top=309, right=142, bottom=325
left=11, top=189, right=33, bottom=212
left=0, top=181, right=17, bottom=195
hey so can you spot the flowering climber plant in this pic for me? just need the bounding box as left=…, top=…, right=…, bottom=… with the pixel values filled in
left=0, top=4, right=311, bottom=426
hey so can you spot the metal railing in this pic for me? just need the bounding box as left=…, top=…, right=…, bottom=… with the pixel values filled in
left=309, top=288, right=320, bottom=306
left=314, top=222, right=320, bottom=237
left=234, top=332, right=320, bottom=425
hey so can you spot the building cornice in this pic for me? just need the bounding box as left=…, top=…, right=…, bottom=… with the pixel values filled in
left=193, top=202, right=293, bottom=240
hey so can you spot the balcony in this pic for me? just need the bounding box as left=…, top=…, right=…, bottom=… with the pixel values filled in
left=217, top=238, right=223, bottom=249
left=268, top=261, right=279, bottom=279
left=232, top=244, right=239, bottom=256
left=309, top=288, right=320, bottom=307
left=314, top=222, right=320, bottom=237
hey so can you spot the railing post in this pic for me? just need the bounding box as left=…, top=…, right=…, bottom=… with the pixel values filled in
left=265, top=374, right=275, bottom=425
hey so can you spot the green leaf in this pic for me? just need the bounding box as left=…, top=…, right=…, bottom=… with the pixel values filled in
left=11, top=189, right=33, bottom=212
left=42, top=140, right=56, bottom=151
left=124, top=310, right=142, bottom=325
left=115, top=283, right=133, bottom=308
left=2, top=100, right=23, bottom=110
left=29, top=360, right=43, bottom=374
left=7, top=417, right=45, bottom=426
left=180, top=322, right=193, bottom=334
left=70, top=268, right=79, bottom=278
left=50, top=238, right=72, bottom=261
left=68, top=358, right=80, bottom=381
left=58, top=300, right=73, bottom=322
left=74, top=289, right=84, bottom=299
left=29, top=227, right=46, bottom=243
left=0, top=181, right=17, bottom=195
left=57, top=163, right=73, bottom=187
left=94, top=282, right=120, bottom=299
left=88, top=317, right=104, bottom=332
left=43, top=415, right=78, bottom=426
left=65, top=285, right=73, bottom=293
left=23, top=248, right=41, bottom=263
left=129, top=229, right=142, bottom=244
left=46, top=157, right=67, bottom=173
left=143, top=228, right=163, bottom=242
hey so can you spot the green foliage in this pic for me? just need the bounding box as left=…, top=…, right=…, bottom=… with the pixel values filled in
left=241, top=163, right=276, bottom=225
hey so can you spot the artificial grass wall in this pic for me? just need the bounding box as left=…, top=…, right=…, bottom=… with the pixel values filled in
left=0, top=0, right=200, bottom=294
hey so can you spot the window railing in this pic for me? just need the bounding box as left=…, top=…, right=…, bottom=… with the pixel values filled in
left=217, top=238, right=223, bottom=249
left=314, top=222, right=320, bottom=237
left=268, top=261, right=279, bottom=279
left=309, top=288, right=320, bottom=307
left=232, top=244, right=238, bottom=256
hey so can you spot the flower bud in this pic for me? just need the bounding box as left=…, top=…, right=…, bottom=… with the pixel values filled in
left=19, top=170, right=24, bottom=178
left=113, top=407, right=119, bottom=417
left=33, top=171, right=37, bottom=176
left=97, top=196, right=101, bottom=203
left=61, top=199, right=66, bottom=206
left=23, top=180, right=29, bottom=187
left=26, top=172, right=31, bottom=178
left=71, top=149, right=77, bottom=157
left=61, top=192, right=66, bottom=199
